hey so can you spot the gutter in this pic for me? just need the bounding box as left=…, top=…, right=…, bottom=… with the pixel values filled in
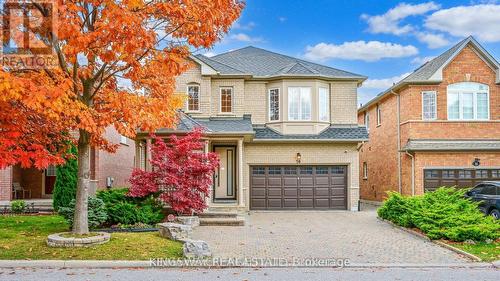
left=251, top=138, right=369, bottom=143
left=391, top=89, right=402, bottom=194
left=404, top=151, right=415, bottom=196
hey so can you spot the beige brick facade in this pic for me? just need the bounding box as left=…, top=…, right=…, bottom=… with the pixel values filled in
left=358, top=44, right=500, bottom=201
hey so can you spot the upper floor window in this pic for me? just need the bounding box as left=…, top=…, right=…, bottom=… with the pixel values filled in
left=422, top=91, right=437, bottom=120
left=187, top=84, right=200, bottom=112
left=220, top=87, right=233, bottom=113
left=318, top=87, right=330, bottom=122
left=376, top=104, right=382, bottom=125
left=447, top=82, right=489, bottom=120
left=120, top=135, right=127, bottom=145
left=364, top=112, right=370, bottom=132
left=269, top=88, right=280, bottom=121
left=288, top=87, right=311, bottom=121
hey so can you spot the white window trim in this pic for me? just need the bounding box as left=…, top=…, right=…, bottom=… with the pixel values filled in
left=268, top=88, right=280, bottom=122
left=364, top=113, right=370, bottom=133
left=363, top=162, right=368, bottom=179
left=421, top=91, right=437, bottom=120
left=219, top=87, right=233, bottom=114
left=186, top=84, right=200, bottom=113
left=447, top=84, right=490, bottom=121
left=318, top=87, right=330, bottom=122
left=287, top=86, right=312, bottom=121
left=120, top=135, right=128, bottom=145
left=376, top=104, right=381, bottom=126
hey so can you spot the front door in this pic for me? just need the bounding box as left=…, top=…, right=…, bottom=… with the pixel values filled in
left=213, top=146, right=236, bottom=201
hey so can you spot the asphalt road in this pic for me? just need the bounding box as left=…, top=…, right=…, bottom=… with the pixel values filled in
left=0, top=267, right=499, bottom=281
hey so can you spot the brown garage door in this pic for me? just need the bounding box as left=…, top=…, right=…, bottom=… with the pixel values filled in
left=424, top=168, right=500, bottom=192
left=250, top=165, right=347, bottom=210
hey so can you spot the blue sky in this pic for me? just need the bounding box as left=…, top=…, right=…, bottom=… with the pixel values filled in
left=197, top=0, right=500, bottom=105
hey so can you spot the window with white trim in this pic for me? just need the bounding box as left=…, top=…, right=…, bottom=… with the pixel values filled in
left=318, top=87, right=329, bottom=122
left=120, top=135, right=127, bottom=145
left=364, top=113, right=370, bottom=132
left=288, top=87, right=311, bottom=121
left=187, top=84, right=200, bottom=112
left=422, top=91, right=437, bottom=120
left=447, top=82, right=489, bottom=120
left=376, top=104, right=382, bottom=125
left=220, top=87, right=233, bottom=113
left=269, top=88, right=280, bottom=121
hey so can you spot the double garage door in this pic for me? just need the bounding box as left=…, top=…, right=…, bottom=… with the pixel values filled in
left=424, top=168, right=500, bottom=192
left=250, top=165, right=347, bottom=210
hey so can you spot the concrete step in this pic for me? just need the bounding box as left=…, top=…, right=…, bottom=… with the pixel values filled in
left=198, top=212, right=238, bottom=218
left=199, top=217, right=245, bottom=226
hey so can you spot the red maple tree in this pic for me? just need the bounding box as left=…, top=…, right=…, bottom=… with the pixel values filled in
left=128, top=129, right=219, bottom=214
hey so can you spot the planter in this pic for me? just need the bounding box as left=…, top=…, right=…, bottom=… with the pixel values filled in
left=47, top=232, right=110, bottom=248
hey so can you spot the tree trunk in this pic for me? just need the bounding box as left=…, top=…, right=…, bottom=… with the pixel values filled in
left=72, top=129, right=91, bottom=234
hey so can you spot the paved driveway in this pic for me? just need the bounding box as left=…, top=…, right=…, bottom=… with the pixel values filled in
left=191, top=210, right=470, bottom=264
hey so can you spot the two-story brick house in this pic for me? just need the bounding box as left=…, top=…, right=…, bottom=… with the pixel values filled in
left=358, top=37, right=500, bottom=203
left=135, top=46, right=368, bottom=211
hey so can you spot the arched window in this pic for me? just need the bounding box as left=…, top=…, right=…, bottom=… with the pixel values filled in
left=447, top=82, right=489, bottom=120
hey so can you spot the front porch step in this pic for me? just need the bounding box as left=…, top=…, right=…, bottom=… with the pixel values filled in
left=198, top=212, right=238, bottom=218
left=199, top=217, right=245, bottom=226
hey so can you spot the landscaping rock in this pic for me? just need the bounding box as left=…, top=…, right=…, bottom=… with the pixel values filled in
left=158, top=223, right=192, bottom=241
left=485, top=238, right=493, bottom=244
left=176, top=216, right=200, bottom=227
left=464, top=239, right=476, bottom=245
left=183, top=239, right=212, bottom=258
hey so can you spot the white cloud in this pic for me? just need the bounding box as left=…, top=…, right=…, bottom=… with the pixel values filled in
left=425, top=4, right=500, bottom=42
left=411, top=56, right=436, bottom=65
left=304, top=41, right=418, bottom=62
left=230, top=33, right=264, bottom=43
left=278, top=17, right=287, bottom=23
left=361, top=2, right=440, bottom=35
left=415, top=32, right=450, bottom=48
left=362, top=72, right=412, bottom=89
left=204, top=51, right=216, bottom=57
left=232, top=21, right=256, bottom=30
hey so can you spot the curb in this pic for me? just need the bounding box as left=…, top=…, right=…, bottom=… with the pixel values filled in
left=377, top=217, right=482, bottom=262
left=0, top=260, right=496, bottom=269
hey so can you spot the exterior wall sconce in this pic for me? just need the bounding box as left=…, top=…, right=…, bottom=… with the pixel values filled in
left=296, top=153, right=301, bottom=164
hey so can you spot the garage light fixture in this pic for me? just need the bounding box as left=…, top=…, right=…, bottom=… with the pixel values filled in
left=296, top=153, right=301, bottom=164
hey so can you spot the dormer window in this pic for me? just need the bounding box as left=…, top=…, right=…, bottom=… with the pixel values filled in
left=269, top=88, right=280, bottom=121
left=187, top=84, right=200, bottom=112
left=288, top=87, right=311, bottom=121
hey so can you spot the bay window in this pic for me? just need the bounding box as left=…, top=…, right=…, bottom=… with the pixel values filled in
left=288, top=87, right=311, bottom=121
left=318, top=87, right=329, bottom=122
left=447, top=82, right=489, bottom=120
left=269, top=88, right=280, bottom=121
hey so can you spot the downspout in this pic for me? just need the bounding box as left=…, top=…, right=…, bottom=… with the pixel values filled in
left=391, top=90, right=402, bottom=194
left=405, top=151, right=415, bottom=196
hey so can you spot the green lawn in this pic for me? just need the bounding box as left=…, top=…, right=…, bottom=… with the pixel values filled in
left=0, top=215, right=183, bottom=260
left=449, top=241, right=500, bottom=262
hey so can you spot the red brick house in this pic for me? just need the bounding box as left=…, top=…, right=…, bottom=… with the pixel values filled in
left=358, top=36, right=500, bottom=202
left=0, top=127, right=135, bottom=202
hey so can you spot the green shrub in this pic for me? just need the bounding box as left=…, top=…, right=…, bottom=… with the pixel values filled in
left=52, top=145, right=78, bottom=211
left=10, top=200, right=26, bottom=214
left=96, top=188, right=164, bottom=225
left=58, top=197, right=108, bottom=229
left=378, top=187, right=500, bottom=242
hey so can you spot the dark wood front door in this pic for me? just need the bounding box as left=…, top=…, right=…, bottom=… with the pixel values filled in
left=44, top=165, right=57, bottom=195
left=250, top=165, right=348, bottom=210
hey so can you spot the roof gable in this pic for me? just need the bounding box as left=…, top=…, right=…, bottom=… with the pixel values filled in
left=194, top=46, right=366, bottom=80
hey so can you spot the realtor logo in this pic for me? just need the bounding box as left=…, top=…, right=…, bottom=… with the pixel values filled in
left=1, top=0, right=57, bottom=69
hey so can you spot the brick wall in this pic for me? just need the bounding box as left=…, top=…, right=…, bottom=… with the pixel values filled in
left=358, top=43, right=500, bottom=201
left=244, top=143, right=360, bottom=211
left=0, top=167, right=12, bottom=201
left=97, top=127, right=136, bottom=189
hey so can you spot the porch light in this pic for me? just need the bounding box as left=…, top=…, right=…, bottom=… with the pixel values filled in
left=296, top=153, right=301, bottom=164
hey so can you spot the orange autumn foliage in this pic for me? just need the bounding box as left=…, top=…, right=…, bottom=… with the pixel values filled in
left=0, top=0, right=244, bottom=169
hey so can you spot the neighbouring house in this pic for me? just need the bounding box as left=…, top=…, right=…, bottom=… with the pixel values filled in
left=0, top=127, right=135, bottom=202
left=358, top=36, right=500, bottom=202
left=135, top=46, right=368, bottom=211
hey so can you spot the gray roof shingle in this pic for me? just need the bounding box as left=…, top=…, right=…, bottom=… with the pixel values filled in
left=196, top=46, right=365, bottom=79
left=254, top=126, right=368, bottom=141
left=155, top=112, right=254, bottom=134
left=402, top=139, right=500, bottom=151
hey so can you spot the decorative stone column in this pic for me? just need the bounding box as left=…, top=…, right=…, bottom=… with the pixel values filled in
left=237, top=139, right=244, bottom=207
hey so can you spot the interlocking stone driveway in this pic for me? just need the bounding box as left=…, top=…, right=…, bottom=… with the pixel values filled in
left=191, top=210, right=470, bottom=263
